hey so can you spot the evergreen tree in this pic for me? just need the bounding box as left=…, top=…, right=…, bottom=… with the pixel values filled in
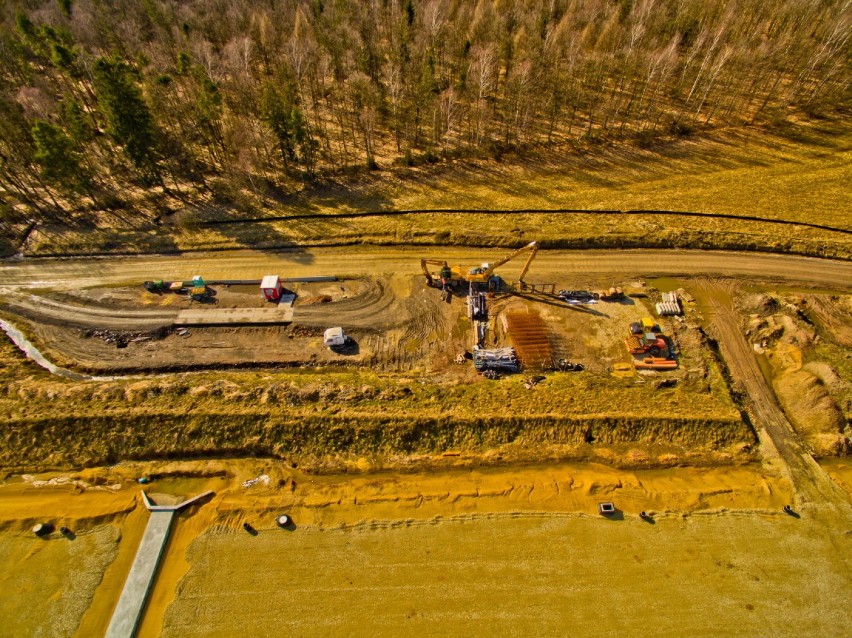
left=92, top=56, right=161, bottom=181
left=261, top=81, right=298, bottom=169
left=30, top=120, right=84, bottom=190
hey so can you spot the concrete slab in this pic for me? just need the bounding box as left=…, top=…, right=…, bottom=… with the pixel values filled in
left=105, top=510, right=175, bottom=638
left=174, top=306, right=294, bottom=326
left=106, top=491, right=214, bottom=638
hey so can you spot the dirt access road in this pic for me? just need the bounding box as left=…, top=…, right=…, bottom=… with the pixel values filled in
left=1, top=247, right=849, bottom=331
left=700, top=281, right=852, bottom=511
left=1, top=247, right=851, bottom=293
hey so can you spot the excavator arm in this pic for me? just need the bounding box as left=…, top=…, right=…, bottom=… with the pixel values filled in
left=473, top=241, right=539, bottom=282
left=421, top=259, right=450, bottom=287
left=516, top=243, right=539, bottom=285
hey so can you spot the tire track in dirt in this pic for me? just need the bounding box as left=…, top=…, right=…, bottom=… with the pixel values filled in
left=1, top=295, right=177, bottom=329
left=804, top=295, right=852, bottom=347
left=365, top=287, right=447, bottom=372
left=700, top=281, right=851, bottom=510
left=293, top=278, right=400, bottom=329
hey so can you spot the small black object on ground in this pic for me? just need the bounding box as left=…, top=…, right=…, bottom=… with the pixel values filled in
left=242, top=522, right=258, bottom=535
left=782, top=505, right=800, bottom=518
left=639, top=511, right=655, bottom=524
left=59, top=526, right=77, bottom=539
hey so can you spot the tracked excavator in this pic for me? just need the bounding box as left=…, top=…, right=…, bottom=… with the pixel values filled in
left=420, top=259, right=461, bottom=289
left=421, top=241, right=540, bottom=290
left=465, top=241, right=539, bottom=288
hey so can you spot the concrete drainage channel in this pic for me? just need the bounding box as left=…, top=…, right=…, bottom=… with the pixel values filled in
left=0, top=318, right=101, bottom=381
left=105, top=491, right=214, bottom=638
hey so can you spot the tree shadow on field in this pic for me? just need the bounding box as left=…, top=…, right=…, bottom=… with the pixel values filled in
left=180, top=176, right=399, bottom=262
left=178, top=202, right=315, bottom=265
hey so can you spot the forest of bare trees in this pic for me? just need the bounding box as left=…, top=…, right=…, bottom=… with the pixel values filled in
left=0, top=0, right=849, bottom=224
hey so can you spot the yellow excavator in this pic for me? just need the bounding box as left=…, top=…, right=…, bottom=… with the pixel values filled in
left=465, top=241, right=539, bottom=287
left=421, top=241, right=540, bottom=289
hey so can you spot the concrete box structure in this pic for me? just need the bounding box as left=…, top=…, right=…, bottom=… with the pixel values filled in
left=260, top=275, right=284, bottom=301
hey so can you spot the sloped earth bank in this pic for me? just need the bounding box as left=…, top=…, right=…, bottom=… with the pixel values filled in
left=0, top=409, right=752, bottom=474
left=739, top=291, right=852, bottom=456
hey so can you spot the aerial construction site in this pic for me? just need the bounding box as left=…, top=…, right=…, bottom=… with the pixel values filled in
left=1, top=0, right=851, bottom=634
left=1, top=241, right=851, bottom=636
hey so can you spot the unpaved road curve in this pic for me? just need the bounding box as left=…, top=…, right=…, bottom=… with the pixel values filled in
left=701, top=282, right=852, bottom=510
left=1, top=248, right=850, bottom=293
left=2, top=294, right=177, bottom=329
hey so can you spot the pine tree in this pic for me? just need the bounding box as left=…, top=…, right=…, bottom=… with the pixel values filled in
left=30, top=120, right=84, bottom=190
left=92, top=56, right=161, bottom=182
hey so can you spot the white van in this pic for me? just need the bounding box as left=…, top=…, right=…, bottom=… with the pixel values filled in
left=323, top=327, right=349, bottom=348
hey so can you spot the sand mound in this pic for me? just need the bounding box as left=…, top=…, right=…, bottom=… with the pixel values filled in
left=774, top=369, right=847, bottom=456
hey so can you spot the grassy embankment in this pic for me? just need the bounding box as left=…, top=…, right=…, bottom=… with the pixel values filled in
left=0, top=331, right=749, bottom=473
left=20, top=122, right=852, bottom=259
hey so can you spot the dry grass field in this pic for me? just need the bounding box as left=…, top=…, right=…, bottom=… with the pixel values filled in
left=0, top=457, right=807, bottom=638
left=23, top=124, right=852, bottom=259
left=161, top=510, right=851, bottom=638
left=0, top=525, right=120, bottom=638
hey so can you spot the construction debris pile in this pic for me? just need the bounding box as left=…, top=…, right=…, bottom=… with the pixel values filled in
left=472, top=347, right=519, bottom=373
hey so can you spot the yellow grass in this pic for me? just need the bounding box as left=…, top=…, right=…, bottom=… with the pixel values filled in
left=162, top=510, right=850, bottom=637
left=0, top=525, right=120, bottom=637
left=24, top=123, right=852, bottom=258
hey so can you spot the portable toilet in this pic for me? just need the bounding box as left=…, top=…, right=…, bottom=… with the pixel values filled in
left=260, top=275, right=284, bottom=301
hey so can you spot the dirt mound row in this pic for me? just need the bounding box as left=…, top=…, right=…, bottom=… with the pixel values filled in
left=0, top=411, right=754, bottom=473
